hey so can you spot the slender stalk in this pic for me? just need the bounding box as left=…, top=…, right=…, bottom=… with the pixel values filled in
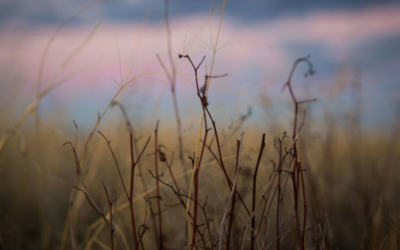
left=64, top=138, right=126, bottom=250
left=111, top=100, right=160, bottom=248
left=191, top=169, right=200, bottom=250
left=191, top=112, right=210, bottom=250
left=148, top=169, right=208, bottom=248
left=251, top=133, right=266, bottom=250
left=102, top=182, right=114, bottom=250
left=154, top=120, right=163, bottom=250
left=250, top=137, right=299, bottom=249
left=219, top=132, right=244, bottom=250
left=205, top=107, right=251, bottom=216
left=200, top=198, right=213, bottom=249
left=299, top=161, right=308, bottom=246
left=282, top=56, right=316, bottom=250
left=227, top=137, right=243, bottom=249
left=128, top=131, right=139, bottom=248
left=276, top=133, right=286, bottom=250
left=68, top=183, right=76, bottom=250
left=179, top=54, right=227, bottom=250
left=127, top=132, right=151, bottom=250
left=186, top=0, right=227, bottom=243
left=178, top=54, right=206, bottom=249
left=291, top=160, right=303, bottom=249
left=98, top=131, right=129, bottom=199
left=157, top=0, right=188, bottom=188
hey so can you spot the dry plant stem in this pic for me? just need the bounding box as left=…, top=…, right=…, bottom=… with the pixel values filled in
left=68, top=183, right=76, bottom=250
left=111, top=102, right=148, bottom=195
left=201, top=135, right=251, bottom=217
left=178, top=54, right=206, bottom=249
left=260, top=186, right=279, bottom=249
left=250, top=133, right=266, bottom=250
left=219, top=133, right=244, bottom=250
left=204, top=105, right=251, bottom=216
left=36, top=0, right=102, bottom=96
left=149, top=170, right=193, bottom=219
left=157, top=0, right=187, bottom=188
left=154, top=120, right=163, bottom=250
left=201, top=138, right=251, bottom=215
left=129, top=132, right=152, bottom=249
left=283, top=56, right=317, bottom=249
left=98, top=128, right=151, bottom=249
left=180, top=54, right=228, bottom=250
left=148, top=170, right=208, bottom=247
left=64, top=132, right=126, bottom=249
left=276, top=134, right=286, bottom=250
left=291, top=159, right=303, bottom=249
left=191, top=119, right=210, bottom=250
left=200, top=198, right=213, bottom=249
left=111, top=101, right=159, bottom=247
left=63, top=71, right=161, bottom=245
left=78, top=69, right=164, bottom=168
left=0, top=66, right=87, bottom=155
left=161, top=151, right=202, bottom=228
left=138, top=197, right=157, bottom=250
left=98, top=131, right=129, bottom=199
left=129, top=131, right=139, bottom=249
left=35, top=0, right=102, bottom=134
left=250, top=137, right=299, bottom=249
left=186, top=0, right=227, bottom=243
left=283, top=56, right=316, bottom=249
left=298, top=161, right=308, bottom=245
left=192, top=169, right=201, bottom=250
left=226, top=136, right=243, bottom=249
left=102, top=182, right=114, bottom=250
left=86, top=167, right=194, bottom=244
left=67, top=122, right=79, bottom=250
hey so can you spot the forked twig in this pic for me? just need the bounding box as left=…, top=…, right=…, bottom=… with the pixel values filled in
left=282, top=55, right=316, bottom=249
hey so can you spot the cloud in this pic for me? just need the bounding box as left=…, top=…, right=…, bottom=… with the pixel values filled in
left=0, top=4, right=399, bottom=127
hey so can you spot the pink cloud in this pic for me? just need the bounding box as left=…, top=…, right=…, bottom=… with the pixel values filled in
left=0, top=5, right=399, bottom=105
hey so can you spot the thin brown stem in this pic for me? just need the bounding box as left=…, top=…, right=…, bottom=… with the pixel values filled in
left=250, top=138, right=298, bottom=249
left=227, top=136, right=243, bottom=249
left=128, top=132, right=151, bottom=249
left=299, top=161, right=308, bottom=246
left=128, top=131, right=139, bottom=249
left=64, top=136, right=126, bottom=250
left=164, top=152, right=180, bottom=195
left=102, top=182, right=114, bottom=250
left=200, top=136, right=251, bottom=217
left=154, top=120, right=163, bottom=250
left=276, top=133, right=287, bottom=250
left=219, top=133, right=244, bottom=250
left=149, top=169, right=210, bottom=247
left=251, top=133, right=266, bottom=250
left=157, top=0, right=188, bottom=189
left=200, top=197, right=213, bottom=249
left=98, top=131, right=129, bottom=199
left=282, top=56, right=316, bottom=250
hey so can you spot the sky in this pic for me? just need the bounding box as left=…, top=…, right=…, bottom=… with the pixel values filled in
left=1, top=0, right=400, bottom=26
left=0, top=0, right=399, bottom=133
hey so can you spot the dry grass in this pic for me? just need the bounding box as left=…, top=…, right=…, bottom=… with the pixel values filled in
left=0, top=1, right=399, bottom=250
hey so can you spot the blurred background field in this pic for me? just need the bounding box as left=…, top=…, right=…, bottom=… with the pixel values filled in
left=0, top=0, right=400, bottom=249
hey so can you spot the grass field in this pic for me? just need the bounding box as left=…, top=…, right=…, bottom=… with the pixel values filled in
left=0, top=1, right=399, bottom=249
